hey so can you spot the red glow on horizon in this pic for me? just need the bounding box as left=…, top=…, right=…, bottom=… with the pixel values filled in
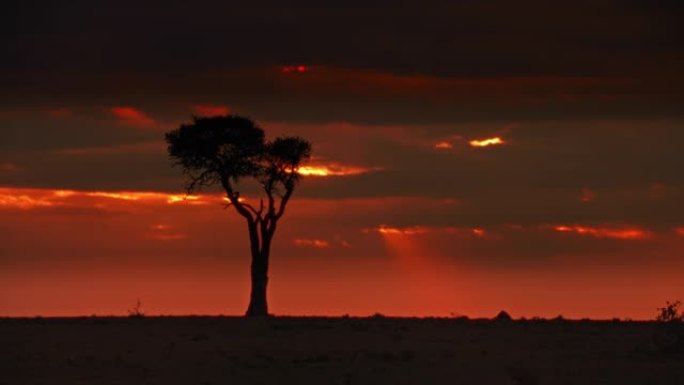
left=553, top=225, right=650, bottom=240
left=434, top=141, right=454, bottom=150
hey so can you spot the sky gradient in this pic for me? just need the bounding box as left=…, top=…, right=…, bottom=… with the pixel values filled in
left=2, top=0, right=683, bottom=319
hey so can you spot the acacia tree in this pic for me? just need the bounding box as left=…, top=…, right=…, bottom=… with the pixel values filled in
left=165, top=115, right=311, bottom=317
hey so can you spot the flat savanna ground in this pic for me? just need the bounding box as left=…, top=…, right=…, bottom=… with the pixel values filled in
left=1, top=316, right=683, bottom=385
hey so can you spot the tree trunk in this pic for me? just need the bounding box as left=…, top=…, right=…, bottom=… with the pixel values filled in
left=245, top=253, right=269, bottom=317
left=244, top=220, right=274, bottom=317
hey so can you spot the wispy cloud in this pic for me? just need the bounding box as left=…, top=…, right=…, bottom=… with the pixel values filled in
left=552, top=225, right=650, bottom=240
left=0, top=187, right=211, bottom=210
left=293, top=238, right=330, bottom=248
left=366, top=225, right=428, bottom=236
left=109, top=106, right=157, bottom=128
left=298, top=162, right=380, bottom=177
left=433, top=141, right=454, bottom=150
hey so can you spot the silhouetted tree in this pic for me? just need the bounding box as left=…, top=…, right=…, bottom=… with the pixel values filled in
left=165, top=115, right=312, bottom=317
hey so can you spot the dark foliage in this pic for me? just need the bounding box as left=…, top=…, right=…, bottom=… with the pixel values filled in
left=656, top=301, right=684, bottom=323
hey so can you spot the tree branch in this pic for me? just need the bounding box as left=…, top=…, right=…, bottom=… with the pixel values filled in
left=241, top=202, right=264, bottom=221
left=275, top=184, right=294, bottom=220
left=186, top=168, right=216, bottom=194
left=220, top=177, right=255, bottom=223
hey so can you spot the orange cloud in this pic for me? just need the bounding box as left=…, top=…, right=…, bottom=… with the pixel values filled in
left=293, top=238, right=330, bottom=248
left=469, top=137, right=505, bottom=147
left=676, top=227, right=684, bottom=237
left=369, top=225, right=428, bottom=236
left=109, top=106, right=157, bottom=128
left=553, top=225, right=650, bottom=240
left=0, top=193, right=54, bottom=209
left=297, top=163, right=378, bottom=177
left=191, top=104, right=230, bottom=116
left=0, top=187, right=211, bottom=210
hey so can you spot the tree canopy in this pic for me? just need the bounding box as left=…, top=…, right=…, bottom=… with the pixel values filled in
left=166, top=115, right=311, bottom=221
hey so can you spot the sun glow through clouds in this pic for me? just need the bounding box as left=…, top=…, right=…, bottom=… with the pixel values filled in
left=469, top=137, right=504, bottom=147
left=297, top=164, right=375, bottom=177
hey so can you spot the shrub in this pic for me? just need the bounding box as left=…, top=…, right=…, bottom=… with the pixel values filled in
left=656, top=301, right=684, bottom=323
left=128, top=299, right=145, bottom=318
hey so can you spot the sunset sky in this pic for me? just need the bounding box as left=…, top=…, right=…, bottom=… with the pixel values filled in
left=2, top=0, right=683, bottom=319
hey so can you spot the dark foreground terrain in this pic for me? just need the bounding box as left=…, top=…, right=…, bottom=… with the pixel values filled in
left=1, top=316, right=683, bottom=385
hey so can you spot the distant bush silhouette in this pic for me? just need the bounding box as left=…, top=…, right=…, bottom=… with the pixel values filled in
left=166, top=115, right=311, bottom=317
left=128, top=299, right=144, bottom=318
left=656, top=301, right=684, bottom=322
left=652, top=301, right=684, bottom=356
left=494, top=310, right=512, bottom=321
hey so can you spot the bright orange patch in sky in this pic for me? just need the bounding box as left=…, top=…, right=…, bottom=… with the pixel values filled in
left=469, top=137, right=504, bottom=147
left=0, top=192, right=54, bottom=209
left=297, top=163, right=375, bottom=177
left=553, top=225, right=650, bottom=240
left=0, top=187, right=210, bottom=209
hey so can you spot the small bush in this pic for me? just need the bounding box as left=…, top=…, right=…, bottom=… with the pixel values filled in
left=128, top=299, right=145, bottom=318
left=656, top=301, right=684, bottom=323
